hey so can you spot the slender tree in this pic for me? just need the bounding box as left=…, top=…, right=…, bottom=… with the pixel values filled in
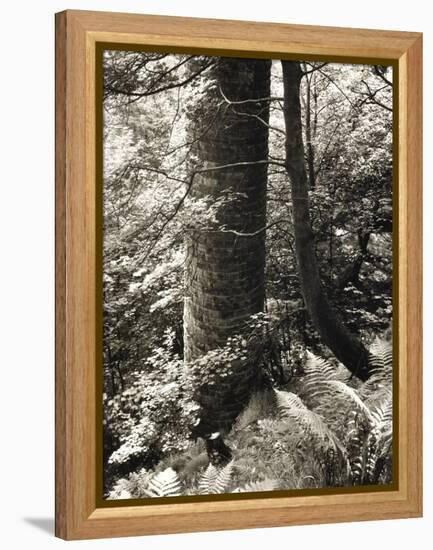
left=281, top=60, right=370, bottom=381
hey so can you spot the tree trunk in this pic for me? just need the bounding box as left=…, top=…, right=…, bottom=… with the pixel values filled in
left=304, top=73, right=316, bottom=189
left=184, top=57, right=271, bottom=434
left=281, top=61, right=370, bottom=381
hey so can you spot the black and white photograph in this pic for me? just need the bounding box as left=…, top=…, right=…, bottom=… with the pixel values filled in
left=102, top=50, right=394, bottom=500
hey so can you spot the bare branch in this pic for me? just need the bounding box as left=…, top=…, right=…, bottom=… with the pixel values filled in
left=359, top=80, right=392, bottom=112
left=301, top=62, right=328, bottom=75
left=218, top=87, right=284, bottom=105
left=373, top=65, right=393, bottom=87
left=136, top=160, right=286, bottom=261
left=105, top=60, right=216, bottom=103
left=216, top=218, right=292, bottom=237
left=316, top=68, right=358, bottom=109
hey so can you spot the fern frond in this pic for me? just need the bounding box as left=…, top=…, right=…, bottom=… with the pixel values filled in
left=198, top=461, right=234, bottom=494
left=325, top=381, right=373, bottom=425
left=358, top=339, right=393, bottom=406
left=300, top=353, right=360, bottom=420
left=368, top=339, right=393, bottom=375
left=378, top=428, right=393, bottom=459
left=275, top=389, right=305, bottom=411
left=213, top=460, right=234, bottom=493
left=370, top=396, right=393, bottom=464
left=146, top=467, right=182, bottom=498
left=198, top=463, right=219, bottom=495
left=345, top=410, right=366, bottom=485
left=107, top=468, right=152, bottom=500
left=333, top=364, right=352, bottom=383
left=361, top=374, right=392, bottom=403
left=364, top=430, right=380, bottom=483
left=304, top=351, right=337, bottom=379
left=301, top=353, right=336, bottom=404
left=371, top=396, right=393, bottom=428
left=346, top=393, right=393, bottom=485
left=237, top=479, right=278, bottom=493
left=274, top=390, right=345, bottom=455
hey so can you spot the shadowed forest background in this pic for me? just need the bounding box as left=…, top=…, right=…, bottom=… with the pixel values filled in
left=102, top=51, right=393, bottom=499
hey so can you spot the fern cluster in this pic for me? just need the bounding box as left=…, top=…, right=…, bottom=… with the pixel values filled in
left=107, top=338, right=393, bottom=498
left=273, top=339, right=393, bottom=486
left=108, top=461, right=265, bottom=498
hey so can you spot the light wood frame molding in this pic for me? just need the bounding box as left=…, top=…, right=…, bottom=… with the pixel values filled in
left=55, top=9, right=423, bottom=540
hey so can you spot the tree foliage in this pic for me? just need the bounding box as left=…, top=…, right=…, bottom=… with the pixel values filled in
left=102, top=51, right=393, bottom=497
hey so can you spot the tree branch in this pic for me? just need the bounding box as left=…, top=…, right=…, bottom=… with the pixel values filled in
left=218, top=87, right=284, bottom=105
left=216, top=218, right=291, bottom=237
left=105, top=60, right=216, bottom=103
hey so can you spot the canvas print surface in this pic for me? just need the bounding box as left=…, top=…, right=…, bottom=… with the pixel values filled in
left=102, top=50, right=393, bottom=500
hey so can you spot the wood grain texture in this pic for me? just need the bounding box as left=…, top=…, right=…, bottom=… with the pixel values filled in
left=55, top=9, right=423, bottom=540
left=55, top=11, right=67, bottom=539
left=69, top=9, right=420, bottom=59
left=402, top=35, right=423, bottom=515
left=55, top=10, right=96, bottom=538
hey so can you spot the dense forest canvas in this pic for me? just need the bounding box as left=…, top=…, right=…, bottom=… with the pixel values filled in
left=102, top=50, right=393, bottom=500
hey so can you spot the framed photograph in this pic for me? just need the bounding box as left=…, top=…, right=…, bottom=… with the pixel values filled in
left=55, top=10, right=422, bottom=540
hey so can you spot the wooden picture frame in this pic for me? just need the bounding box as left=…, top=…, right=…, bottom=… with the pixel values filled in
left=55, top=9, right=422, bottom=540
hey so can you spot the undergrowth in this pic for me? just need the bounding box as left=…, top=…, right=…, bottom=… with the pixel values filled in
left=107, top=338, right=393, bottom=499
